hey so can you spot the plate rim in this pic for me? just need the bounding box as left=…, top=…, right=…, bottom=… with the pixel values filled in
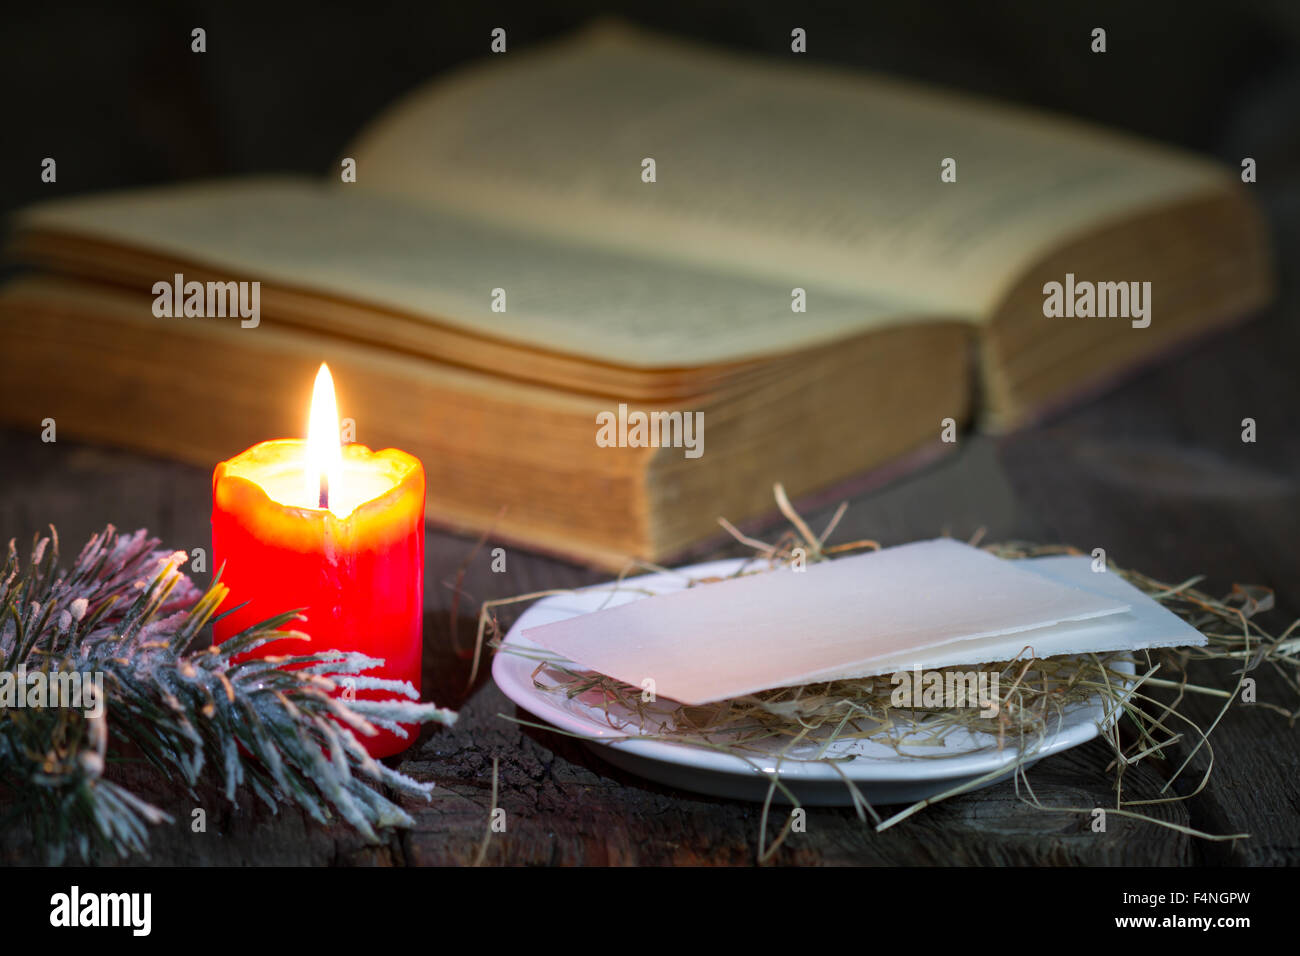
left=492, top=557, right=1134, bottom=785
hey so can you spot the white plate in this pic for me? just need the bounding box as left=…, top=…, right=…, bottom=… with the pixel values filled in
left=493, top=558, right=1134, bottom=806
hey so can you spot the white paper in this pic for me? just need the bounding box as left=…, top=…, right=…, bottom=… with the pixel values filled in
left=818, top=555, right=1207, bottom=679
left=521, top=539, right=1131, bottom=705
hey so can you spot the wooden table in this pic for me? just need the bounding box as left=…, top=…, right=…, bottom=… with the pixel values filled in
left=2, top=305, right=1298, bottom=866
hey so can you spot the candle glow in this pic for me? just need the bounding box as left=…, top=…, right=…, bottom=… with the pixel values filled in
left=211, top=363, right=426, bottom=758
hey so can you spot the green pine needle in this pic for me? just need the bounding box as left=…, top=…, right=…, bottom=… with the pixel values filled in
left=0, top=525, right=456, bottom=863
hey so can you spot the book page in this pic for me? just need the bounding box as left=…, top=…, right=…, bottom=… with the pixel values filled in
left=347, top=22, right=1232, bottom=316
left=17, top=178, right=920, bottom=367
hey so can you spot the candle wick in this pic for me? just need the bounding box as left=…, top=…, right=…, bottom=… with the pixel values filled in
left=319, top=474, right=329, bottom=510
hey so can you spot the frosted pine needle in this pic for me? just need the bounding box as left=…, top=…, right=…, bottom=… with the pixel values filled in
left=0, top=525, right=457, bottom=862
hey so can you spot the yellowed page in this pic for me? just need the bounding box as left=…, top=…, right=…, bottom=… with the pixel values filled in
left=17, top=178, right=918, bottom=367
left=347, top=21, right=1232, bottom=316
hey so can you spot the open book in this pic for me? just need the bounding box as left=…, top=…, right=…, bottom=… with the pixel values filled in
left=0, top=22, right=1272, bottom=567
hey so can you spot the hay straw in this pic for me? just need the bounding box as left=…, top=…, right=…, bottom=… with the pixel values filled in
left=476, top=486, right=1296, bottom=858
left=471, top=756, right=500, bottom=867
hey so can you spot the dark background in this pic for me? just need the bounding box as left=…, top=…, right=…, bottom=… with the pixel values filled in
left=5, top=0, right=1300, bottom=294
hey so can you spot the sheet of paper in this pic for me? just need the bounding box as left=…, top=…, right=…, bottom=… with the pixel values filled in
left=521, top=539, right=1130, bottom=705
left=812, top=554, right=1206, bottom=680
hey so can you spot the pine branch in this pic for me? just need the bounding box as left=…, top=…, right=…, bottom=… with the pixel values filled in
left=0, top=525, right=457, bottom=862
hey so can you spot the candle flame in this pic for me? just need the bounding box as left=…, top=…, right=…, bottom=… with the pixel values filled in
left=305, top=363, right=344, bottom=514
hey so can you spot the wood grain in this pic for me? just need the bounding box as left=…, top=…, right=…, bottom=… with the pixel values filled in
left=1, top=307, right=1297, bottom=865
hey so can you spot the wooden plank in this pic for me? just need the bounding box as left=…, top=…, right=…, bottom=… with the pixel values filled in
left=1, top=303, right=1297, bottom=864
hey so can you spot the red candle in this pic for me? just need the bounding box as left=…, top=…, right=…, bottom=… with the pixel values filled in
left=211, top=364, right=425, bottom=758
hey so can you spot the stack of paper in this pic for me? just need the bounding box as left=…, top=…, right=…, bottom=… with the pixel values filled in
left=520, top=539, right=1205, bottom=705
